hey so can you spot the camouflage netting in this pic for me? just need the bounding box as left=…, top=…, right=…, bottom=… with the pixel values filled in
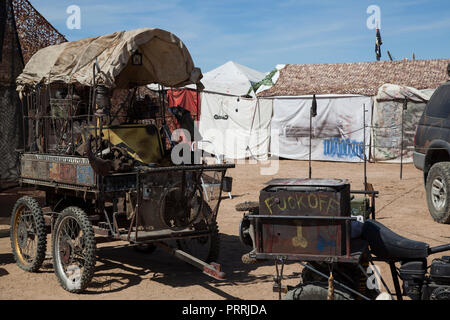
left=0, top=0, right=23, bottom=186
left=0, top=0, right=66, bottom=187
left=0, top=86, right=22, bottom=185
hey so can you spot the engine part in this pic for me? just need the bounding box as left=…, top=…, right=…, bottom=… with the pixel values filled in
left=430, top=256, right=450, bottom=284
left=399, top=260, right=426, bottom=300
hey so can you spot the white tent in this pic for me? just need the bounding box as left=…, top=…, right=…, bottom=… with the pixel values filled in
left=258, top=59, right=449, bottom=163
left=193, top=61, right=266, bottom=97
left=194, top=61, right=272, bottom=160
left=198, top=94, right=272, bottom=160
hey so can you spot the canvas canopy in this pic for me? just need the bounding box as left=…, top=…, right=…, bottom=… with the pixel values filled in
left=16, top=28, right=202, bottom=92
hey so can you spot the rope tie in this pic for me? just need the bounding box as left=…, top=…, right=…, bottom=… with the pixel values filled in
left=327, top=271, right=334, bottom=300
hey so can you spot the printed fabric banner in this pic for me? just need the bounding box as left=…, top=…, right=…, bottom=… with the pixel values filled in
left=269, top=95, right=373, bottom=162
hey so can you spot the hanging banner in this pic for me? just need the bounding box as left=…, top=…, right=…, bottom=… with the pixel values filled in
left=269, top=95, right=373, bottom=162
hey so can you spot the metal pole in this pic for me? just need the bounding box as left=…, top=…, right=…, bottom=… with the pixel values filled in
left=309, top=108, right=312, bottom=179
left=400, top=98, right=407, bottom=180
left=309, top=95, right=317, bottom=179
left=363, top=104, right=367, bottom=191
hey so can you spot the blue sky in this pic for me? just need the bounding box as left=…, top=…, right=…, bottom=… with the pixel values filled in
left=31, top=0, right=450, bottom=73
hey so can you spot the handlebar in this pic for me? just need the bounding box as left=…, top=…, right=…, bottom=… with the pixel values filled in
left=429, top=243, right=450, bottom=255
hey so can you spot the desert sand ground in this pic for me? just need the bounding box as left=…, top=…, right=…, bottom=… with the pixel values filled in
left=0, top=160, right=449, bottom=300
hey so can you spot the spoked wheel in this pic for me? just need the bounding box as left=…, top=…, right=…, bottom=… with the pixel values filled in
left=10, top=196, right=47, bottom=272
left=52, top=207, right=96, bottom=293
left=177, top=220, right=220, bottom=263
left=177, top=202, right=219, bottom=263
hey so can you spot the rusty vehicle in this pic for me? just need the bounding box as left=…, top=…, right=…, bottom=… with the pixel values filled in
left=237, top=178, right=450, bottom=300
left=9, top=28, right=234, bottom=293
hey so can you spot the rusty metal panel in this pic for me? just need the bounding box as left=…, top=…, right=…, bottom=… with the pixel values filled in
left=49, top=162, right=59, bottom=180
left=59, top=163, right=76, bottom=183
left=21, top=158, right=32, bottom=177
left=260, top=190, right=346, bottom=216
left=259, top=181, right=350, bottom=216
left=35, top=160, right=49, bottom=180
left=20, top=153, right=96, bottom=187
left=260, top=220, right=345, bottom=256
left=257, top=179, right=350, bottom=257
left=76, top=165, right=94, bottom=186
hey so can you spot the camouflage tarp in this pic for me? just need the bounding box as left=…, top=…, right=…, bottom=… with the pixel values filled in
left=371, top=83, right=435, bottom=162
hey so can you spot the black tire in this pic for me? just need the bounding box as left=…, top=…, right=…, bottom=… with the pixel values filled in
left=52, top=207, right=96, bottom=293
left=426, top=162, right=450, bottom=224
left=10, top=196, right=47, bottom=272
left=283, top=283, right=353, bottom=300
left=133, top=244, right=157, bottom=254
left=177, top=218, right=220, bottom=263
left=239, top=214, right=253, bottom=247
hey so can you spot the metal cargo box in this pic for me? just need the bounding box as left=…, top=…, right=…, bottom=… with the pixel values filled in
left=255, top=178, right=352, bottom=258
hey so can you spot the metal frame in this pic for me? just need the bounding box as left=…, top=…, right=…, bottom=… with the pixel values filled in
left=16, top=71, right=235, bottom=283
left=242, top=187, right=397, bottom=300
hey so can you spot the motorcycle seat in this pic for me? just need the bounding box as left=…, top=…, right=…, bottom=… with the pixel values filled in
left=362, top=220, right=429, bottom=261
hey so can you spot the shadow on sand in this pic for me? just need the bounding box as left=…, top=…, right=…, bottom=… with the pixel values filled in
left=82, top=233, right=299, bottom=298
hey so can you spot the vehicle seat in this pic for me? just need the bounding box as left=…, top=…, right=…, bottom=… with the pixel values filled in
left=362, top=220, right=429, bottom=261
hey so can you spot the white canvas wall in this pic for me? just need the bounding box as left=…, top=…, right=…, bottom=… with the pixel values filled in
left=198, top=92, right=272, bottom=160
left=268, top=95, right=373, bottom=162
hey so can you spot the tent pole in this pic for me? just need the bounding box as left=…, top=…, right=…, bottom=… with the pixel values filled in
left=309, top=105, right=312, bottom=179
left=196, top=89, right=199, bottom=121
left=400, top=98, right=407, bottom=180
left=309, top=95, right=317, bottom=179
left=363, top=103, right=367, bottom=191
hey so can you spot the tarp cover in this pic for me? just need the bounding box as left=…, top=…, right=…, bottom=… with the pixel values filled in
left=269, top=95, right=373, bottom=162
left=372, top=83, right=435, bottom=162
left=16, top=28, right=202, bottom=91
left=198, top=92, right=272, bottom=160
left=255, top=64, right=286, bottom=95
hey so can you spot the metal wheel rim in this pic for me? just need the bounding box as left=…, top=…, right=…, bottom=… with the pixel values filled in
left=54, top=216, right=87, bottom=291
left=13, top=205, right=38, bottom=265
left=431, top=177, right=447, bottom=210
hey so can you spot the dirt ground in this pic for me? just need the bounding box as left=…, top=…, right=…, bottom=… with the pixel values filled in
left=0, top=160, right=449, bottom=300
